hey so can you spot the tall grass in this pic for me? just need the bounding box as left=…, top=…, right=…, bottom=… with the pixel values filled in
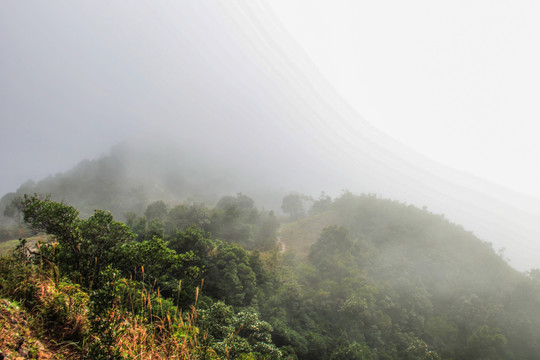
left=0, top=243, right=217, bottom=359
left=98, top=279, right=214, bottom=359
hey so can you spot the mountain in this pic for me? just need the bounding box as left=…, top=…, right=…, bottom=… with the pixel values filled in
left=1, top=1, right=539, bottom=271
left=2, top=124, right=540, bottom=273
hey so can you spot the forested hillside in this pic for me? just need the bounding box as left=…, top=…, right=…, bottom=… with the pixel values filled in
left=2, top=132, right=540, bottom=272
left=1, top=192, right=539, bottom=359
left=0, top=141, right=290, bottom=229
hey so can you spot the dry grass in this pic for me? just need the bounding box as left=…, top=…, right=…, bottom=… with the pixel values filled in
left=110, top=308, right=214, bottom=359
left=0, top=250, right=215, bottom=359
left=88, top=286, right=216, bottom=360
left=1, top=277, right=214, bottom=359
left=85, top=276, right=213, bottom=359
left=279, top=210, right=342, bottom=257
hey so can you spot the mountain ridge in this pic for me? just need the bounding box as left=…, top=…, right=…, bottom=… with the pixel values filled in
left=2, top=127, right=539, bottom=272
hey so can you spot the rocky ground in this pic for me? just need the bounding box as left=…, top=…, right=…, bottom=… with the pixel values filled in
left=0, top=299, right=60, bottom=359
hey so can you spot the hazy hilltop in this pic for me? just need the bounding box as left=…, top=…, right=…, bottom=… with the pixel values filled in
left=1, top=1, right=539, bottom=271
left=2, top=128, right=540, bottom=272
left=0, top=136, right=311, bottom=221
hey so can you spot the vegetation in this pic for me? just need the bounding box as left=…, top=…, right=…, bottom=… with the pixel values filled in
left=0, top=142, right=285, bottom=225
left=1, top=191, right=540, bottom=359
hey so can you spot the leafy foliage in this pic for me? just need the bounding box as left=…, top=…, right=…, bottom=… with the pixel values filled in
left=1, top=191, right=540, bottom=360
left=281, top=194, right=306, bottom=220
left=199, top=301, right=281, bottom=359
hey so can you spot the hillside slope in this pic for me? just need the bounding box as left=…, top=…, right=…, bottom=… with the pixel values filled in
left=1, top=192, right=539, bottom=359
left=271, top=193, right=540, bottom=359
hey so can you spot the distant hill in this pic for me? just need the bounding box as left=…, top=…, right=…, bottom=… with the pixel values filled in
left=282, top=192, right=521, bottom=293
left=0, top=139, right=289, bottom=223
left=2, top=132, right=540, bottom=272
left=273, top=193, right=540, bottom=359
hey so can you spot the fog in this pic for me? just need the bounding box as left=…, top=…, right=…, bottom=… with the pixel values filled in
left=1, top=1, right=539, bottom=270
left=269, top=0, right=540, bottom=200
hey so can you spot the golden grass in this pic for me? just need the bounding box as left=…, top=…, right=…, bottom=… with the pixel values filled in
left=279, top=210, right=343, bottom=257
left=90, top=276, right=213, bottom=359
left=0, top=248, right=216, bottom=359
left=110, top=309, right=214, bottom=359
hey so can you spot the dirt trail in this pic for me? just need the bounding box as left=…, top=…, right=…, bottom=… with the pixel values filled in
left=0, top=299, right=58, bottom=359
left=276, top=236, right=286, bottom=253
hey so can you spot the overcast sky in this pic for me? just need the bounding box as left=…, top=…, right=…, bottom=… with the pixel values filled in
left=268, top=0, right=540, bottom=199
left=1, top=0, right=540, bottom=201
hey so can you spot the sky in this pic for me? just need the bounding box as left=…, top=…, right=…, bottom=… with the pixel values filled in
left=1, top=1, right=539, bottom=199
left=268, top=0, right=540, bottom=199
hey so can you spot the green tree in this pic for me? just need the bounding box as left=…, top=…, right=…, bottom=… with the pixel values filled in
left=165, top=203, right=210, bottom=234
left=216, top=193, right=255, bottom=213
left=22, top=194, right=83, bottom=278
left=168, top=225, right=213, bottom=258
left=199, top=301, right=281, bottom=359
left=463, top=325, right=507, bottom=360
left=116, top=237, right=200, bottom=300
left=205, top=241, right=257, bottom=306
left=144, top=200, right=168, bottom=221
left=78, top=209, right=134, bottom=287
left=3, top=196, right=25, bottom=227
left=254, top=211, right=279, bottom=249
left=308, top=225, right=356, bottom=278
left=330, top=342, right=375, bottom=360
left=22, top=194, right=134, bottom=287
left=145, top=217, right=165, bottom=240
left=211, top=201, right=252, bottom=245
left=400, top=337, right=441, bottom=360
left=527, top=268, right=540, bottom=284
left=281, top=194, right=305, bottom=220
left=310, top=192, right=332, bottom=214
left=123, top=211, right=138, bottom=229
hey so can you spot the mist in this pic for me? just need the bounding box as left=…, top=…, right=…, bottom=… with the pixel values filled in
left=4, top=3, right=540, bottom=359
left=1, top=1, right=540, bottom=270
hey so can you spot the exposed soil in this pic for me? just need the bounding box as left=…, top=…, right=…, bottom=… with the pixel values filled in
left=0, top=299, right=66, bottom=359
